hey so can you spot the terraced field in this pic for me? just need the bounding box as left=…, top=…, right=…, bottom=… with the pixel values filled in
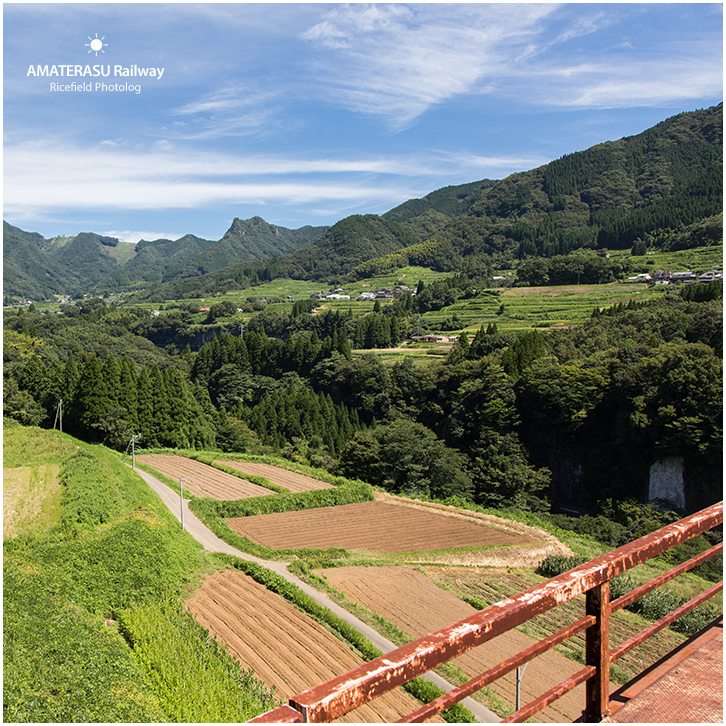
left=225, top=500, right=537, bottom=556
left=218, top=461, right=333, bottom=492
left=186, top=569, right=436, bottom=723
left=137, top=455, right=274, bottom=500
left=318, top=564, right=590, bottom=723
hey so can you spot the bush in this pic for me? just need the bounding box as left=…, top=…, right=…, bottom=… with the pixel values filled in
left=538, top=561, right=719, bottom=637
left=535, top=554, right=587, bottom=578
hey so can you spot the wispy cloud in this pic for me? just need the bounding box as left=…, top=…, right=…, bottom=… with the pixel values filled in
left=301, top=4, right=558, bottom=129
left=300, top=4, right=722, bottom=126
left=5, top=139, right=536, bottom=224
left=170, top=83, right=286, bottom=139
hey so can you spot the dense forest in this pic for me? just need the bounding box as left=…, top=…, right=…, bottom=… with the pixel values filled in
left=4, top=103, right=723, bottom=521
left=4, top=277, right=722, bottom=515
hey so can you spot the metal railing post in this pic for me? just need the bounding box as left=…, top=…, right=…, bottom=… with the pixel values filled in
left=584, top=581, right=611, bottom=722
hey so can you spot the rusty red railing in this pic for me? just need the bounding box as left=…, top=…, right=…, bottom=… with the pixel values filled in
left=249, top=501, right=723, bottom=723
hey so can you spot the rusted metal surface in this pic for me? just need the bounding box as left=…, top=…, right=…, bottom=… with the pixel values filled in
left=610, top=581, right=723, bottom=664
left=288, top=503, right=722, bottom=723
left=399, top=615, right=596, bottom=723
left=606, top=619, right=723, bottom=723
left=585, top=582, right=611, bottom=722
left=610, top=543, right=723, bottom=614
left=248, top=704, right=304, bottom=723
left=500, top=666, right=595, bottom=723
left=249, top=503, right=722, bottom=724
left=607, top=617, right=723, bottom=718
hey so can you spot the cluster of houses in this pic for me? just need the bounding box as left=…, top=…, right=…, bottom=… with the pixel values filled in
left=627, top=269, right=723, bottom=284
left=310, top=285, right=413, bottom=302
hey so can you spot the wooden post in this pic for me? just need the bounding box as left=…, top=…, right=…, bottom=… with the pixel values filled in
left=584, top=581, right=610, bottom=722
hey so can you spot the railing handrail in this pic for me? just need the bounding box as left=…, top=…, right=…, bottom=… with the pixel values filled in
left=250, top=501, right=723, bottom=723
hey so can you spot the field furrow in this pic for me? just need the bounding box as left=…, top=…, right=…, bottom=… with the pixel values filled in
left=319, top=565, right=593, bottom=723
left=137, top=455, right=273, bottom=500
left=225, top=501, right=536, bottom=554
left=219, top=461, right=333, bottom=492
left=186, top=569, right=435, bottom=723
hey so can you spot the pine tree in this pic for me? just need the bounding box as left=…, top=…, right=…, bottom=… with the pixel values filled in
left=117, top=356, right=139, bottom=431
left=74, top=355, right=112, bottom=437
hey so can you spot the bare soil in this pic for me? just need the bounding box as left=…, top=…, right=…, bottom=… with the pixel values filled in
left=137, top=455, right=274, bottom=500
left=319, top=564, right=594, bottom=722
left=186, top=569, right=435, bottom=723
left=502, top=284, right=600, bottom=297
left=225, top=501, right=537, bottom=555
left=218, top=461, right=333, bottom=493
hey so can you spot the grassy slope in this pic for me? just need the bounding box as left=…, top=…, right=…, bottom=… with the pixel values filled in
left=2, top=422, right=277, bottom=723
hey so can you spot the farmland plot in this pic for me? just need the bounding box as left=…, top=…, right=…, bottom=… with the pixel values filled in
left=319, top=565, right=592, bottom=722
left=137, top=455, right=273, bottom=500
left=225, top=500, right=536, bottom=556
left=186, top=569, right=434, bottom=723
left=219, top=461, right=333, bottom=492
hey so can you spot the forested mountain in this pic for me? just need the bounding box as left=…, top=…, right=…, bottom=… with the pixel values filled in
left=3, top=222, right=78, bottom=300
left=115, top=103, right=722, bottom=300
left=3, top=217, right=329, bottom=302
left=4, top=104, right=721, bottom=301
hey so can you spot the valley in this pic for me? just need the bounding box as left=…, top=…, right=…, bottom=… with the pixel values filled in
left=3, top=103, right=722, bottom=723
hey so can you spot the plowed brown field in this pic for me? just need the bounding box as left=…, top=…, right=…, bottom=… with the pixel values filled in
left=318, top=564, right=597, bottom=723
left=225, top=501, right=536, bottom=554
left=218, top=461, right=332, bottom=492
left=186, top=569, right=436, bottom=723
left=137, top=455, right=273, bottom=500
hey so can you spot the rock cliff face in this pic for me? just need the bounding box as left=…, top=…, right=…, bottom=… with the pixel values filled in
left=648, top=456, right=686, bottom=509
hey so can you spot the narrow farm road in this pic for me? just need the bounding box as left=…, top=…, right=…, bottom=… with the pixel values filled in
left=133, top=466, right=499, bottom=723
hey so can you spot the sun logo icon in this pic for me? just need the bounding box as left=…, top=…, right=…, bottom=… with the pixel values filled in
left=86, top=34, right=107, bottom=56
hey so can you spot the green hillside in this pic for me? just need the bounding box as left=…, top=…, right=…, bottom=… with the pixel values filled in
left=2, top=222, right=77, bottom=300
left=122, top=104, right=722, bottom=302
left=3, top=423, right=277, bottom=722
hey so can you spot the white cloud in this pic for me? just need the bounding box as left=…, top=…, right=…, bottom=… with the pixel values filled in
left=3, top=139, right=537, bottom=222
left=301, top=4, right=558, bottom=128
left=299, top=4, right=722, bottom=125
left=514, top=47, right=724, bottom=109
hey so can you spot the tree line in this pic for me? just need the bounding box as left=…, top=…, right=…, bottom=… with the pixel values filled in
left=4, top=281, right=722, bottom=513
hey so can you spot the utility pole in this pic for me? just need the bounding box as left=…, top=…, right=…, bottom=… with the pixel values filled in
left=516, top=662, right=529, bottom=711
left=53, top=399, right=63, bottom=433
left=122, top=433, right=141, bottom=468
left=179, top=476, right=195, bottom=530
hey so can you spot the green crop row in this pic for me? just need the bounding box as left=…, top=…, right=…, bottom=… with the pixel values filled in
left=121, top=601, right=278, bottom=722
left=208, top=479, right=373, bottom=518
left=218, top=555, right=475, bottom=723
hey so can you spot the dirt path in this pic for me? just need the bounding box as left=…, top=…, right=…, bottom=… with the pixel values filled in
left=132, top=466, right=498, bottom=722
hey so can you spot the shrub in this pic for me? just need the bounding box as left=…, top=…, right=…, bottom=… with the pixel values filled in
left=535, top=554, right=587, bottom=578
left=538, top=561, right=719, bottom=637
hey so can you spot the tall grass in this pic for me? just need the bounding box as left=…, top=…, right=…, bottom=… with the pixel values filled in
left=3, top=427, right=276, bottom=723
left=121, top=602, right=278, bottom=722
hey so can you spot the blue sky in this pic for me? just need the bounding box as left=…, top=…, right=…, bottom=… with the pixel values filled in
left=3, top=2, right=723, bottom=244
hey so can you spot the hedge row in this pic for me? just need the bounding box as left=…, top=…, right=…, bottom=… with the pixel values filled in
left=206, top=479, right=374, bottom=518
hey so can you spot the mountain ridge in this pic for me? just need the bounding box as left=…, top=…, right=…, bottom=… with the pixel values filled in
left=4, top=103, right=722, bottom=301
